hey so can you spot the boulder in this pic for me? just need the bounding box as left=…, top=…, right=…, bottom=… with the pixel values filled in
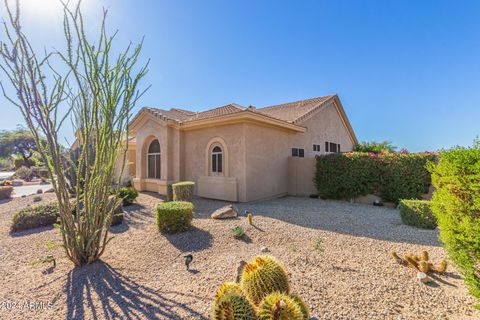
left=45, top=188, right=55, bottom=193
left=36, top=189, right=44, bottom=194
left=211, top=205, right=238, bottom=219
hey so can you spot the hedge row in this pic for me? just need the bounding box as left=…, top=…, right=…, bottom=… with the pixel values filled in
left=314, top=152, right=436, bottom=203
left=398, top=199, right=436, bottom=229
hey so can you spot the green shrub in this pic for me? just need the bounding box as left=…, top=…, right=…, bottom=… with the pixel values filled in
left=0, top=186, right=13, bottom=199
left=116, top=186, right=138, bottom=205
left=166, top=183, right=173, bottom=202
left=232, top=226, right=245, bottom=239
left=354, top=140, right=397, bottom=153
left=0, top=157, right=13, bottom=170
left=428, top=147, right=480, bottom=303
left=11, top=203, right=59, bottom=231
left=156, top=201, right=194, bottom=233
left=172, top=181, right=195, bottom=201
left=111, top=213, right=124, bottom=226
left=314, top=152, right=435, bottom=204
left=15, top=166, right=34, bottom=181
left=13, top=156, right=24, bottom=169
left=398, top=199, right=436, bottom=229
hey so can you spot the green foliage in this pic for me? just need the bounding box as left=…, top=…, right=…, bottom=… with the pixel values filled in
left=211, top=282, right=256, bottom=320
left=166, top=183, right=174, bottom=202
left=398, top=199, right=436, bottom=229
left=354, top=140, right=397, bottom=153
left=257, top=293, right=304, bottom=320
left=116, top=186, right=138, bottom=206
left=428, top=146, right=480, bottom=303
left=13, top=156, right=24, bottom=169
left=156, top=201, right=194, bottom=233
left=315, top=152, right=435, bottom=203
left=232, top=226, right=245, bottom=239
left=0, top=157, right=13, bottom=170
left=240, top=255, right=290, bottom=306
left=11, top=203, right=59, bottom=232
left=313, top=237, right=324, bottom=252
left=15, top=166, right=34, bottom=181
left=0, top=186, right=13, bottom=199
left=172, top=181, right=195, bottom=201
left=0, top=128, right=46, bottom=167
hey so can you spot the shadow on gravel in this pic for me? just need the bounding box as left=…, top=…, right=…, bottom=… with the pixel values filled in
left=165, top=226, right=213, bottom=252
left=10, top=225, right=54, bottom=237
left=66, top=261, right=208, bottom=320
left=192, top=196, right=440, bottom=246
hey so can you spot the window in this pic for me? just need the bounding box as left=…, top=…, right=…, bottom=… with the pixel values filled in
left=325, top=141, right=341, bottom=153
left=292, top=148, right=304, bottom=158
left=147, top=139, right=161, bottom=179
left=313, top=144, right=321, bottom=152
left=211, top=146, right=223, bottom=173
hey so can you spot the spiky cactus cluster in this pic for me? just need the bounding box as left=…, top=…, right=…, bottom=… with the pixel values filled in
left=391, top=250, right=448, bottom=274
left=211, top=255, right=310, bottom=320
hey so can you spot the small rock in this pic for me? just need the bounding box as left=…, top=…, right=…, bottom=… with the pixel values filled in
left=211, top=205, right=238, bottom=219
left=36, top=189, right=43, bottom=194
left=45, top=188, right=54, bottom=193
left=33, top=196, right=42, bottom=202
left=260, top=246, right=269, bottom=253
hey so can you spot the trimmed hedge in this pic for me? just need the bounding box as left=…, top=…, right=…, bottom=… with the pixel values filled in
left=172, top=181, right=195, bottom=201
left=398, top=199, right=436, bottom=229
left=166, top=183, right=173, bottom=202
left=429, top=147, right=480, bottom=302
left=11, top=203, right=59, bottom=232
left=116, top=186, right=138, bottom=206
left=0, top=186, right=13, bottom=199
left=156, top=201, right=194, bottom=233
left=314, top=152, right=435, bottom=203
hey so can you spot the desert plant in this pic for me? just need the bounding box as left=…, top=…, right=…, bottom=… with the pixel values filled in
left=0, top=186, right=13, bottom=199
left=0, top=1, right=147, bottom=266
left=232, top=226, right=245, bottom=239
left=240, top=255, right=290, bottom=305
left=172, top=181, right=195, bottom=201
left=354, top=140, right=397, bottom=153
left=428, top=145, right=480, bottom=302
left=313, top=237, right=324, bottom=252
left=211, top=282, right=256, bottom=320
left=116, top=186, right=139, bottom=206
left=247, top=213, right=253, bottom=225
left=11, top=203, right=59, bottom=232
left=15, top=166, right=34, bottom=181
left=290, top=293, right=310, bottom=319
left=156, top=201, right=194, bottom=233
left=398, top=199, right=436, bottom=229
left=257, top=292, right=304, bottom=320
left=0, top=157, right=13, bottom=170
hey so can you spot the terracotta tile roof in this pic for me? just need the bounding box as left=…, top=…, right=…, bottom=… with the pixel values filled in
left=138, top=95, right=336, bottom=125
left=255, top=95, right=335, bottom=123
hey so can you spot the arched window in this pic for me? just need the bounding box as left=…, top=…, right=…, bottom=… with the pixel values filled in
left=147, top=139, right=161, bottom=179
left=211, top=145, right=223, bottom=174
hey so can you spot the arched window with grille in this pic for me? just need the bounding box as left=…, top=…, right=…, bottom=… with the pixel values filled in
left=147, top=139, right=161, bottom=179
left=211, top=145, right=223, bottom=174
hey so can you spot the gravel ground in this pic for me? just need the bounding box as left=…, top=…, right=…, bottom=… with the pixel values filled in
left=0, top=193, right=478, bottom=319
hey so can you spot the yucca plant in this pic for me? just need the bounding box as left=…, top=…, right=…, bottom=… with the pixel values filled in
left=0, top=0, right=148, bottom=266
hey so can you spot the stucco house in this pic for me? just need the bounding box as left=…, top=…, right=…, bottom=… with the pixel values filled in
left=124, top=94, right=357, bottom=202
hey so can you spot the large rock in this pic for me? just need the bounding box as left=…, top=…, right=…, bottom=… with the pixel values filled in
left=211, top=205, right=238, bottom=219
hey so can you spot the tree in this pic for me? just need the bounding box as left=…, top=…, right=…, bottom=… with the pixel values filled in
left=353, top=140, right=397, bottom=153
left=0, top=0, right=148, bottom=266
left=0, top=127, right=46, bottom=166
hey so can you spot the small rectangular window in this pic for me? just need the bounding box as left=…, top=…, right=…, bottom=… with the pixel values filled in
left=329, top=142, right=337, bottom=153
left=292, top=148, right=299, bottom=157
left=313, top=144, right=321, bottom=152
left=299, top=149, right=304, bottom=157
left=325, top=142, right=329, bottom=152
left=338, top=144, right=340, bottom=153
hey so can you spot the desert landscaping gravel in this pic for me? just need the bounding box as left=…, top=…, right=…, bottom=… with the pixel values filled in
left=0, top=193, right=479, bottom=319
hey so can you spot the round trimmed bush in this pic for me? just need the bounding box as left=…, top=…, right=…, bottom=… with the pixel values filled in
left=398, top=199, right=436, bottom=229
left=156, top=201, right=194, bottom=233
left=116, top=186, right=138, bottom=205
left=0, top=186, right=13, bottom=199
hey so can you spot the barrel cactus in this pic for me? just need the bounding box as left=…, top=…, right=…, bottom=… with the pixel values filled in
left=290, top=293, right=310, bottom=319
left=212, top=282, right=256, bottom=320
left=257, top=292, right=304, bottom=320
left=240, top=255, right=290, bottom=305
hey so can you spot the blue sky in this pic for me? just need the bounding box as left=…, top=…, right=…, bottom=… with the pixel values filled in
left=1, top=0, right=479, bottom=151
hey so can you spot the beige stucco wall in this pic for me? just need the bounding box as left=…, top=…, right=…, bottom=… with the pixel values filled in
left=183, top=123, right=247, bottom=201
left=291, top=100, right=355, bottom=156
left=287, top=157, right=317, bottom=196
